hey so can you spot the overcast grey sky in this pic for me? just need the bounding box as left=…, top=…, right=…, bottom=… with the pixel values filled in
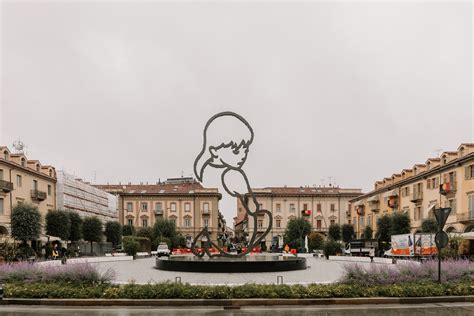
left=1, top=1, right=472, bottom=222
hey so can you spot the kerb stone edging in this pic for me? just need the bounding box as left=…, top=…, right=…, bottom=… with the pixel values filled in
left=1, top=296, right=473, bottom=307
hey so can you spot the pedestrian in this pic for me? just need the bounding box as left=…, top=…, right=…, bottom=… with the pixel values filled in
left=52, top=244, right=59, bottom=260
left=369, top=247, right=375, bottom=263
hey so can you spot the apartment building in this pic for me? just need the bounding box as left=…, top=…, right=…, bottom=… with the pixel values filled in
left=349, top=143, right=474, bottom=238
left=56, top=171, right=118, bottom=224
left=0, top=146, right=57, bottom=235
left=234, top=186, right=362, bottom=249
left=96, top=177, right=222, bottom=244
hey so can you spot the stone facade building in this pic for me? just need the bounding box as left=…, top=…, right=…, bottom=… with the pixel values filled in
left=0, top=146, right=57, bottom=235
left=349, top=143, right=474, bottom=238
left=234, top=186, right=362, bottom=248
left=96, top=178, right=222, bottom=244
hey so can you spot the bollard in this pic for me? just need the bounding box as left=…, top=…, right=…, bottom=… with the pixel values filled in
left=277, top=276, right=283, bottom=285
left=175, top=276, right=182, bottom=283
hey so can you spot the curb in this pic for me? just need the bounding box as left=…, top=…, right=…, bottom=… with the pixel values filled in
left=1, top=296, right=473, bottom=307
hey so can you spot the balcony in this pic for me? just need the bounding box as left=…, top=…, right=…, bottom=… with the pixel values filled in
left=30, top=190, right=47, bottom=201
left=154, top=210, right=163, bottom=216
left=202, top=210, right=211, bottom=216
left=440, top=181, right=457, bottom=196
left=410, top=190, right=423, bottom=203
left=0, top=180, right=13, bottom=193
left=457, top=212, right=474, bottom=222
left=314, top=227, right=328, bottom=233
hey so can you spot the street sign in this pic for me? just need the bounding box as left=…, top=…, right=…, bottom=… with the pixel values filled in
left=434, top=207, right=451, bottom=230
left=435, top=231, right=449, bottom=249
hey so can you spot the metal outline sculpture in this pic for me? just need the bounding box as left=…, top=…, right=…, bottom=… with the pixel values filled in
left=191, top=111, right=272, bottom=258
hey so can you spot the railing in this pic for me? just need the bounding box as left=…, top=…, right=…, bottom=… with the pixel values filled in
left=154, top=210, right=163, bottom=216
left=202, top=210, right=210, bottom=215
left=440, top=181, right=457, bottom=195
left=30, top=190, right=47, bottom=201
left=0, top=180, right=13, bottom=192
left=410, top=190, right=423, bottom=202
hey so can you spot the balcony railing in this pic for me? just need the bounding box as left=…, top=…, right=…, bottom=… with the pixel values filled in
left=202, top=210, right=211, bottom=216
left=410, top=190, right=423, bottom=202
left=0, top=180, right=13, bottom=192
left=457, top=212, right=474, bottom=222
left=30, top=190, right=47, bottom=201
left=440, top=181, right=457, bottom=195
left=154, top=210, right=163, bottom=216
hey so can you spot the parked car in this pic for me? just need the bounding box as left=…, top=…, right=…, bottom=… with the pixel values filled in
left=156, top=243, right=171, bottom=257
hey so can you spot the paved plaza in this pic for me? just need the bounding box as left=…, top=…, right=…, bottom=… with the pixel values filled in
left=95, top=257, right=371, bottom=285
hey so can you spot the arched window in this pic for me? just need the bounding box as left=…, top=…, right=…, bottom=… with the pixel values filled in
left=21, top=158, right=25, bottom=167
left=49, top=169, right=52, bottom=177
left=36, top=164, right=40, bottom=172
left=3, top=151, right=8, bottom=160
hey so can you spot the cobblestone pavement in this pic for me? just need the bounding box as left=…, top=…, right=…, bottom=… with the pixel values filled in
left=0, top=303, right=473, bottom=315
left=94, top=257, right=371, bottom=285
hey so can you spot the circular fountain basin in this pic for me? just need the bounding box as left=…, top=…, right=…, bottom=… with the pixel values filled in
left=156, top=255, right=307, bottom=273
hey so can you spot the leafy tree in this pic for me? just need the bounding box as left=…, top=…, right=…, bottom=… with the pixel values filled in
left=390, top=212, right=411, bottom=236
left=421, top=218, right=438, bottom=233
left=376, top=214, right=391, bottom=243
left=308, top=232, right=324, bottom=252
left=82, top=217, right=102, bottom=253
left=104, top=221, right=122, bottom=247
left=283, top=218, right=311, bottom=251
left=123, top=237, right=139, bottom=257
left=68, top=212, right=83, bottom=242
left=0, top=236, right=18, bottom=263
left=11, top=203, right=41, bottom=243
left=45, top=210, right=71, bottom=241
left=341, top=224, right=355, bottom=243
left=328, top=224, right=342, bottom=241
left=136, top=227, right=153, bottom=240
left=153, top=219, right=178, bottom=240
left=122, top=225, right=135, bottom=236
left=323, top=240, right=343, bottom=259
left=363, top=226, right=373, bottom=240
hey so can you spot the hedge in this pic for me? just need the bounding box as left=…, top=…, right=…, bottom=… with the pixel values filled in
left=4, top=282, right=474, bottom=299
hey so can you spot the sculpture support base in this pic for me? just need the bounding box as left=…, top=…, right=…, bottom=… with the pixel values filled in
left=156, top=255, right=307, bottom=273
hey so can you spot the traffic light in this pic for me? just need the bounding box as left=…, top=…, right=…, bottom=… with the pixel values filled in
left=301, top=210, right=311, bottom=216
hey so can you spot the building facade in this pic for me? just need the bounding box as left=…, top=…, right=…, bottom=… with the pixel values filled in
left=0, top=146, right=57, bottom=235
left=96, top=178, right=222, bottom=244
left=234, top=186, right=362, bottom=248
left=349, top=143, right=474, bottom=238
left=56, top=171, right=118, bottom=224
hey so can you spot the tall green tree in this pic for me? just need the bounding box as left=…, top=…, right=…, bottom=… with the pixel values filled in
left=390, top=212, right=411, bottom=235
left=152, top=218, right=183, bottom=249
left=45, top=210, right=71, bottom=241
left=328, top=224, right=342, bottom=241
left=308, top=232, right=324, bottom=252
left=122, top=225, right=135, bottom=236
left=283, top=218, right=311, bottom=250
left=104, top=221, right=122, bottom=247
left=341, top=224, right=355, bottom=243
left=11, top=203, right=41, bottom=243
left=82, top=217, right=102, bottom=253
left=136, top=227, right=153, bottom=240
left=68, top=212, right=83, bottom=242
left=363, top=226, right=373, bottom=240
left=376, top=214, right=391, bottom=243
left=421, top=218, right=438, bottom=233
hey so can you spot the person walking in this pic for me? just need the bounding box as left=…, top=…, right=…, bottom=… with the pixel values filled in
left=369, top=247, right=375, bottom=263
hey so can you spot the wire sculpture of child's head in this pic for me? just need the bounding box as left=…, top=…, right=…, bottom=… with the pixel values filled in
left=194, top=112, right=254, bottom=182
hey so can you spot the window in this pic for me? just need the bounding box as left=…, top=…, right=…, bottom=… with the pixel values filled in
left=469, top=194, right=474, bottom=216
left=49, top=169, right=53, bottom=177
left=21, top=158, right=25, bottom=167
left=276, top=219, right=281, bottom=228
left=141, top=202, right=148, bottom=211
left=367, top=215, right=372, bottom=227
left=352, top=217, right=356, bottom=227
left=170, top=218, right=177, bottom=225
left=185, top=218, right=191, bottom=227
left=289, top=204, right=295, bottom=212
left=203, top=218, right=209, bottom=227
left=317, top=204, right=322, bottom=212
left=3, top=151, right=8, bottom=160
left=316, top=220, right=322, bottom=229
left=142, top=219, right=148, bottom=227
left=330, top=219, right=335, bottom=226
left=0, top=169, right=3, bottom=180
left=448, top=199, right=457, bottom=214
left=16, top=175, right=22, bottom=188
left=127, top=202, right=133, bottom=212
left=170, top=202, right=177, bottom=212
left=257, top=220, right=263, bottom=229
left=33, top=180, right=38, bottom=191
left=184, top=203, right=191, bottom=212
left=330, top=204, right=335, bottom=212
left=36, top=164, right=40, bottom=172
left=203, top=202, right=210, bottom=213
left=155, top=203, right=162, bottom=211
left=258, top=203, right=263, bottom=209
left=127, top=219, right=133, bottom=226
left=360, top=216, right=365, bottom=227
left=276, top=203, right=281, bottom=212
left=47, top=185, right=51, bottom=196
left=0, top=198, right=3, bottom=215
left=303, top=203, right=308, bottom=210
left=466, top=165, right=474, bottom=180
left=415, top=206, right=422, bottom=221
left=402, top=186, right=410, bottom=197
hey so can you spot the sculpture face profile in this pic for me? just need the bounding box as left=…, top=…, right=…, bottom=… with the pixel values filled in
left=192, top=111, right=272, bottom=258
